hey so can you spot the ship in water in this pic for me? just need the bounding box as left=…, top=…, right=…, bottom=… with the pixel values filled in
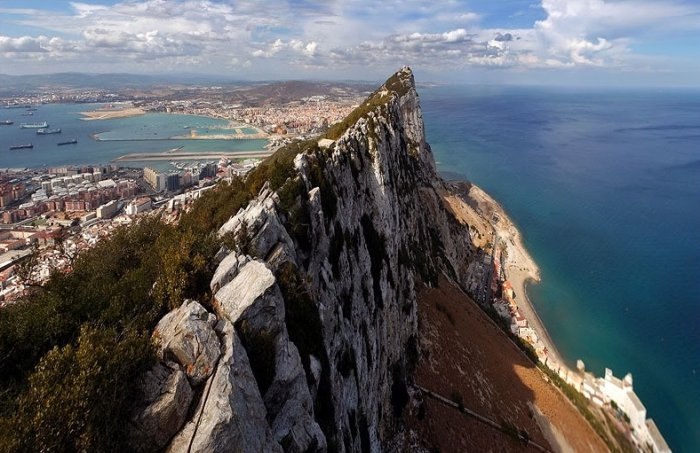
left=20, top=121, right=48, bottom=129
left=57, top=139, right=78, bottom=146
left=36, top=128, right=61, bottom=135
left=9, top=144, right=33, bottom=150
left=1, top=120, right=13, bottom=125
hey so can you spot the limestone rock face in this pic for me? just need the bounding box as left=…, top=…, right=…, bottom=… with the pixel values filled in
left=167, top=320, right=281, bottom=453
left=129, top=362, right=193, bottom=451
left=143, top=67, right=474, bottom=452
left=154, top=300, right=220, bottom=386
left=210, top=251, right=249, bottom=293
left=214, top=260, right=326, bottom=452
left=218, top=186, right=297, bottom=264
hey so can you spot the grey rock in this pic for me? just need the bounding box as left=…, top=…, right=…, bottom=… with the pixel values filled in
left=130, top=362, right=193, bottom=451
left=214, top=260, right=326, bottom=451
left=210, top=251, right=249, bottom=293
left=218, top=186, right=296, bottom=264
left=155, top=300, right=220, bottom=386
left=167, top=320, right=281, bottom=453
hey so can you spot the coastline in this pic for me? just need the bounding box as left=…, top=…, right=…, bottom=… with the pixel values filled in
left=82, top=108, right=269, bottom=140
left=443, top=181, right=566, bottom=368
left=444, top=180, right=671, bottom=451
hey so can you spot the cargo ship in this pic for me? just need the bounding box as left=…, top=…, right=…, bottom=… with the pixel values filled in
left=36, top=128, right=61, bottom=135
left=20, top=121, right=48, bottom=129
left=0, top=120, right=13, bottom=125
left=57, top=139, right=78, bottom=146
left=9, top=144, right=33, bottom=150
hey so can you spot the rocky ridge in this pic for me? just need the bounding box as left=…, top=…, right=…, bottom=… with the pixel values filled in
left=131, top=67, right=476, bottom=452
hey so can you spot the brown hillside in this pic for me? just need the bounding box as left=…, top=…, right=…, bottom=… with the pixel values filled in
left=404, top=277, right=608, bottom=452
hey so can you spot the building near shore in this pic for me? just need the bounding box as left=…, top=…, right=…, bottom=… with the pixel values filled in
left=96, top=200, right=119, bottom=219
left=125, top=197, right=152, bottom=216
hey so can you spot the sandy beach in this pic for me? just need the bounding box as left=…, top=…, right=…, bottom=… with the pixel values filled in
left=443, top=182, right=566, bottom=368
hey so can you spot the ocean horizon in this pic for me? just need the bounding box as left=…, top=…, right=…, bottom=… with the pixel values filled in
left=422, top=84, right=700, bottom=452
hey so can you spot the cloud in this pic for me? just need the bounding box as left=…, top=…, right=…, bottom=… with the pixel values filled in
left=0, top=36, right=48, bottom=53
left=0, top=0, right=698, bottom=79
left=531, top=0, right=700, bottom=68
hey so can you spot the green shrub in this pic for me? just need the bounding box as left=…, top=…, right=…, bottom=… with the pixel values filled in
left=2, top=325, right=154, bottom=453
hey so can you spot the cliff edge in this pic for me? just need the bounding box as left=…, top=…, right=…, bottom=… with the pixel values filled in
left=132, top=68, right=607, bottom=452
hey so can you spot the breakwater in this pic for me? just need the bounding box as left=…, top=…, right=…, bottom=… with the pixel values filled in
left=113, top=150, right=273, bottom=162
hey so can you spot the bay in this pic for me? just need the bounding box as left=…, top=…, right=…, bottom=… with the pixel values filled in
left=0, top=103, right=266, bottom=169
left=421, top=85, right=700, bottom=452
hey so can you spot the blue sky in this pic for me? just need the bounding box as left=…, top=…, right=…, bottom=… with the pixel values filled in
left=1, top=0, right=699, bottom=86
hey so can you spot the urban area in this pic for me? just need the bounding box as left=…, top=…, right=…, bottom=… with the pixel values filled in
left=0, top=80, right=368, bottom=306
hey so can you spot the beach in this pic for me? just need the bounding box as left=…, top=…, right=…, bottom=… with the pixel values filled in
left=443, top=182, right=566, bottom=368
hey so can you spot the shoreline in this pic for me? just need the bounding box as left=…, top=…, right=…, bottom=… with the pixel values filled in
left=81, top=108, right=269, bottom=140
left=474, top=184, right=566, bottom=367
left=443, top=181, right=566, bottom=368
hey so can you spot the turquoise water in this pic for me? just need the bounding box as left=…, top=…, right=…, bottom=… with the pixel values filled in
left=421, top=86, right=700, bottom=451
left=0, top=103, right=266, bottom=169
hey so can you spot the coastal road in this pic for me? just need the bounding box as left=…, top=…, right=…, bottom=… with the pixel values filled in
left=112, top=150, right=273, bottom=162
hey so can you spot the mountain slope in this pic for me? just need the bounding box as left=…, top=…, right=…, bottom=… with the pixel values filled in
left=128, top=67, right=607, bottom=452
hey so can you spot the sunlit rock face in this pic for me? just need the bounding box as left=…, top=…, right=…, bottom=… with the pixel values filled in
left=140, top=67, right=474, bottom=452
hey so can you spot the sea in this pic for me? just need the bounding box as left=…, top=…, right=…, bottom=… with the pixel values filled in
left=421, top=85, right=700, bottom=452
left=0, top=103, right=267, bottom=171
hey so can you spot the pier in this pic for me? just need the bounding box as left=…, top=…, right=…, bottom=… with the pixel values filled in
left=112, top=150, right=273, bottom=162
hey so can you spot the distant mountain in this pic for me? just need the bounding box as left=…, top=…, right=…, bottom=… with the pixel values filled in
left=0, top=72, right=251, bottom=96
left=0, top=72, right=381, bottom=101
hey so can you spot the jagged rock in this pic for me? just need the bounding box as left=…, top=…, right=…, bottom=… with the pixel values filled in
left=154, top=300, right=220, bottom=386
left=218, top=185, right=297, bottom=264
left=167, top=320, right=281, bottom=453
left=214, top=260, right=281, bottom=330
left=210, top=251, right=249, bottom=293
left=130, top=361, right=194, bottom=451
left=154, top=67, right=475, bottom=451
left=214, top=260, right=326, bottom=451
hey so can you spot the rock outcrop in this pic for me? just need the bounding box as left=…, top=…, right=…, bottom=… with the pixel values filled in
left=155, top=300, right=220, bottom=385
left=138, top=67, right=475, bottom=452
left=167, top=320, right=281, bottom=453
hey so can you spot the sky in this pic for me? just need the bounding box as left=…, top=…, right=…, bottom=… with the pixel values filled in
left=0, top=0, right=699, bottom=86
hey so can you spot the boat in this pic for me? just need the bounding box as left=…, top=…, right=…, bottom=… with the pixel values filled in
left=9, top=144, right=33, bottom=150
left=36, top=128, right=61, bottom=135
left=0, top=120, right=12, bottom=125
left=20, top=121, right=48, bottom=129
left=21, top=112, right=33, bottom=116
left=57, top=139, right=78, bottom=146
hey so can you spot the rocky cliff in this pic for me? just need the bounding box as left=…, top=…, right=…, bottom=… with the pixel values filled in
left=131, top=67, right=476, bottom=452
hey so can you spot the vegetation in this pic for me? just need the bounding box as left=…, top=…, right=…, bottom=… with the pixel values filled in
left=324, top=72, right=410, bottom=141
left=0, top=176, right=256, bottom=451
